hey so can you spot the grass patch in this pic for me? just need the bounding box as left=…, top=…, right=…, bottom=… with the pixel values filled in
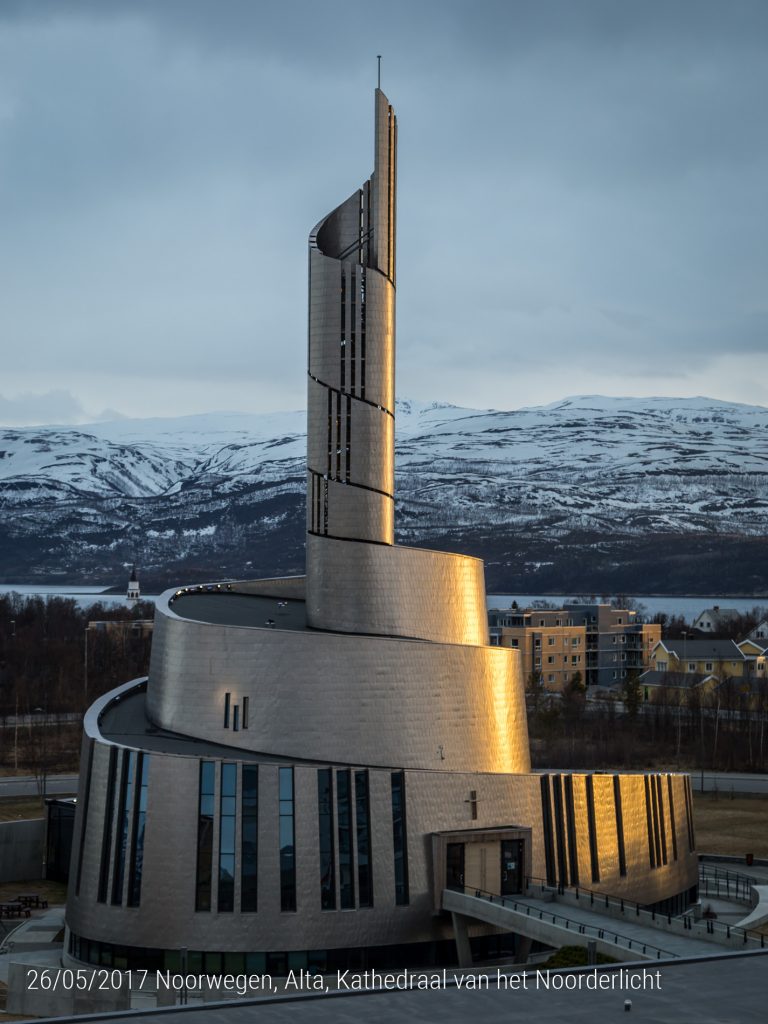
left=693, top=792, right=768, bottom=858
left=0, top=796, right=45, bottom=822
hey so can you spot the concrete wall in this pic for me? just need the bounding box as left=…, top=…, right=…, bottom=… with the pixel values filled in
left=0, top=819, right=45, bottom=883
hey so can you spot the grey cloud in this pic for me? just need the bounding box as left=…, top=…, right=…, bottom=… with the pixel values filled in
left=0, top=389, right=95, bottom=426
left=0, top=0, right=766, bottom=422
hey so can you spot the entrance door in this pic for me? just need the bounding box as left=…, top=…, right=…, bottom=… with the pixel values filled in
left=446, top=843, right=465, bottom=891
left=500, top=839, right=524, bottom=895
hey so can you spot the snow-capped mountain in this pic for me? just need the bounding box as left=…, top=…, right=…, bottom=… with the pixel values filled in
left=1, top=396, right=767, bottom=593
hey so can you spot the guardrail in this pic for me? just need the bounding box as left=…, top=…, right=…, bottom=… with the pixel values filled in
left=524, top=876, right=766, bottom=950
left=445, top=885, right=676, bottom=960
left=699, top=864, right=757, bottom=905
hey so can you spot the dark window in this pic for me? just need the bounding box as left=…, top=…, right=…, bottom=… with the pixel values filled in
left=97, top=747, right=118, bottom=903
left=390, top=771, right=409, bottom=905
left=564, top=775, right=579, bottom=886
left=241, top=766, right=258, bottom=911
left=318, top=769, right=335, bottom=910
left=223, top=692, right=231, bottom=728
left=613, top=775, right=627, bottom=877
left=667, top=775, right=678, bottom=861
left=585, top=775, right=600, bottom=884
left=232, top=705, right=240, bottom=732
left=279, top=767, right=296, bottom=911
left=643, top=775, right=657, bottom=869
left=355, top=771, right=373, bottom=907
left=75, top=740, right=95, bottom=895
left=540, top=775, right=556, bottom=887
left=111, top=750, right=135, bottom=905
left=337, top=770, right=355, bottom=909
left=196, top=761, right=215, bottom=911
left=218, top=763, right=237, bottom=912
left=127, top=753, right=149, bottom=906
left=242, top=696, right=250, bottom=730
left=552, top=774, right=568, bottom=887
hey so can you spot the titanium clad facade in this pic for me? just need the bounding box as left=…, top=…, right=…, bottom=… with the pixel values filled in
left=65, top=88, right=698, bottom=974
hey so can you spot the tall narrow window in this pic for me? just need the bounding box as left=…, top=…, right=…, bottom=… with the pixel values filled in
left=318, top=769, right=335, bottom=910
left=111, top=750, right=135, bottom=905
left=196, top=761, right=215, bottom=911
left=242, top=696, right=250, bottom=730
left=585, top=775, right=600, bottom=884
left=218, top=763, right=236, bottom=912
left=223, top=692, right=231, bottom=728
left=75, top=740, right=95, bottom=897
left=97, top=746, right=118, bottom=903
left=337, top=770, right=354, bottom=909
left=241, top=766, right=258, bottom=911
left=613, top=775, right=627, bottom=877
left=355, top=770, right=373, bottom=907
left=279, top=767, right=296, bottom=911
left=127, top=753, right=149, bottom=907
left=391, top=771, right=409, bottom=905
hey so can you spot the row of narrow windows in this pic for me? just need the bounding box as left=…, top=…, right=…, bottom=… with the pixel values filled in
left=540, top=773, right=687, bottom=889
left=96, top=749, right=150, bottom=908
left=339, top=264, right=367, bottom=401
left=223, top=693, right=249, bottom=731
left=194, top=763, right=409, bottom=914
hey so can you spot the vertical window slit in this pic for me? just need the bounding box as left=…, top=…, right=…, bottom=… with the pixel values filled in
left=223, top=692, right=231, bottom=729
left=335, top=391, right=341, bottom=481
left=340, top=267, right=346, bottom=392
left=318, top=769, right=335, bottom=910
left=242, top=696, right=249, bottom=730
left=391, top=771, right=409, bottom=905
left=75, top=740, right=95, bottom=896
left=643, top=775, right=657, bottom=869
left=667, top=775, right=678, bottom=861
left=241, top=766, right=258, bottom=912
left=613, top=775, right=627, bottom=877
left=127, top=753, right=149, bottom=907
left=337, top=770, right=354, bottom=909
left=97, top=746, right=118, bottom=903
left=111, top=750, right=135, bottom=905
left=279, top=767, right=296, bottom=911
left=346, top=396, right=352, bottom=482
left=218, top=763, right=236, bottom=913
left=355, top=770, right=373, bottom=907
left=195, top=761, right=215, bottom=912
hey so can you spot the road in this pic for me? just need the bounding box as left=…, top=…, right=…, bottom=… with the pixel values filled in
left=692, top=772, right=768, bottom=795
left=0, top=773, right=79, bottom=797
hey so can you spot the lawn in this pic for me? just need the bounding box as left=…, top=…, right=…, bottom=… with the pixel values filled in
left=0, top=797, right=46, bottom=822
left=693, top=792, right=768, bottom=858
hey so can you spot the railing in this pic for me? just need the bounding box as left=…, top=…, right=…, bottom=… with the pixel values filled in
left=524, top=876, right=766, bottom=950
left=699, top=864, right=757, bottom=905
left=445, top=885, right=676, bottom=961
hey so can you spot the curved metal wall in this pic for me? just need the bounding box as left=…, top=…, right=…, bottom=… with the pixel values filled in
left=147, top=590, right=529, bottom=775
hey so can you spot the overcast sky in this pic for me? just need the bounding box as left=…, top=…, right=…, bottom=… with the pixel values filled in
left=1, top=0, right=766, bottom=426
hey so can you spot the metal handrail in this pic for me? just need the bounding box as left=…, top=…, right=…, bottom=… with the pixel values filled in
left=698, top=867, right=755, bottom=905
left=524, top=875, right=766, bottom=949
left=447, top=885, right=676, bottom=961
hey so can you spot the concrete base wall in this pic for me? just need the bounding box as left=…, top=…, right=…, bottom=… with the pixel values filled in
left=0, top=819, right=45, bottom=883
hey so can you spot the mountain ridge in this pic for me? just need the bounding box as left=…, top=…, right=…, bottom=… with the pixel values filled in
left=2, top=395, right=767, bottom=592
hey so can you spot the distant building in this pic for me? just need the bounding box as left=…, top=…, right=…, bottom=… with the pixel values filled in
left=691, top=606, right=740, bottom=633
left=637, top=670, right=718, bottom=704
left=127, top=566, right=140, bottom=606
left=748, top=620, right=768, bottom=643
left=489, top=604, right=660, bottom=689
left=649, top=638, right=746, bottom=680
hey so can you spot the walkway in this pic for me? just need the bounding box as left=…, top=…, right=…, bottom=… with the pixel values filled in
left=444, top=889, right=737, bottom=963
